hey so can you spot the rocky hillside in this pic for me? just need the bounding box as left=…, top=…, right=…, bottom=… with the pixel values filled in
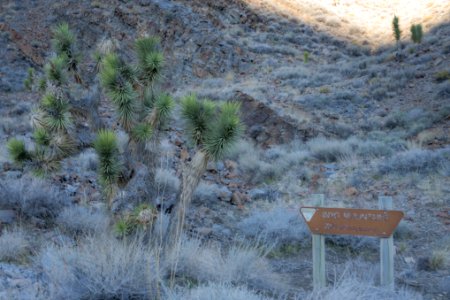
left=0, top=0, right=449, bottom=299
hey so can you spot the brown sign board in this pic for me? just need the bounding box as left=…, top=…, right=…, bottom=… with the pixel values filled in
left=300, top=207, right=404, bottom=238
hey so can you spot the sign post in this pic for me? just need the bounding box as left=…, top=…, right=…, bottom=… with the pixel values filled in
left=379, top=196, right=395, bottom=290
left=300, top=196, right=403, bottom=291
left=311, top=194, right=325, bottom=289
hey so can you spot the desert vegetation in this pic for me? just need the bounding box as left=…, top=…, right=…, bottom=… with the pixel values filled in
left=0, top=0, right=449, bottom=299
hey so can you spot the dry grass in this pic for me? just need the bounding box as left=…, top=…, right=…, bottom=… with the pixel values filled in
left=0, top=227, right=30, bottom=263
left=40, top=233, right=163, bottom=300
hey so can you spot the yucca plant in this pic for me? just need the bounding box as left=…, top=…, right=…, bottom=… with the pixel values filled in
left=144, top=91, right=175, bottom=128
left=411, top=24, right=423, bottom=44
left=45, top=56, right=68, bottom=86
left=166, top=95, right=243, bottom=253
left=51, top=23, right=82, bottom=83
left=114, top=217, right=133, bottom=239
left=134, top=36, right=164, bottom=85
left=100, top=53, right=137, bottom=131
left=98, top=37, right=174, bottom=169
left=94, top=130, right=121, bottom=202
left=7, top=139, right=31, bottom=164
left=33, top=128, right=51, bottom=146
left=39, top=92, right=72, bottom=132
left=392, top=15, right=401, bottom=46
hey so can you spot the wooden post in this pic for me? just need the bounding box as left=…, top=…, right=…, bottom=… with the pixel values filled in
left=379, top=196, right=394, bottom=290
left=312, top=194, right=326, bottom=290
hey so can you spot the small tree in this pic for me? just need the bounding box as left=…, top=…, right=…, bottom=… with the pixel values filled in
left=165, top=95, right=243, bottom=277
left=411, top=24, right=423, bottom=44
left=392, top=15, right=401, bottom=47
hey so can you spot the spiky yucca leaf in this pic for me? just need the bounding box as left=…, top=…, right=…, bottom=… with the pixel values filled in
left=40, top=93, right=71, bottom=132
left=52, top=23, right=75, bottom=57
left=7, top=139, right=31, bottom=164
left=100, top=53, right=135, bottom=90
left=143, top=86, right=156, bottom=110
left=107, top=82, right=136, bottom=131
left=100, top=53, right=137, bottom=130
left=94, top=130, right=121, bottom=187
left=99, top=53, right=122, bottom=90
left=34, top=128, right=51, bottom=146
left=181, top=95, right=216, bottom=146
left=135, top=36, right=160, bottom=65
left=131, top=123, right=153, bottom=142
left=204, top=102, right=243, bottom=161
left=140, top=51, right=164, bottom=84
left=114, top=217, right=133, bottom=238
left=45, top=56, right=67, bottom=86
left=154, top=92, right=174, bottom=122
left=94, top=130, right=118, bottom=158
left=52, top=23, right=80, bottom=72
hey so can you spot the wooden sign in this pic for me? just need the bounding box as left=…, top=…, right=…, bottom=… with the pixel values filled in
left=300, top=207, right=404, bottom=238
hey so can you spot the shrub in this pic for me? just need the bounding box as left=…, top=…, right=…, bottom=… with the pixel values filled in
left=194, top=181, right=231, bottom=203
left=308, top=137, right=352, bottom=162
left=305, top=260, right=421, bottom=300
left=378, top=148, right=450, bottom=175
left=173, top=238, right=282, bottom=292
left=237, top=205, right=309, bottom=246
left=168, top=283, right=269, bottom=300
left=0, top=176, right=69, bottom=220
left=0, top=227, right=30, bottom=263
left=155, top=168, right=180, bottom=194
left=56, top=205, right=110, bottom=235
left=430, top=250, right=449, bottom=270
left=434, top=70, right=450, bottom=83
left=40, top=233, right=163, bottom=300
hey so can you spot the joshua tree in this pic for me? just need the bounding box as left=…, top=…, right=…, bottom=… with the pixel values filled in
left=392, top=15, right=401, bottom=48
left=8, top=24, right=77, bottom=176
left=410, top=24, right=423, bottom=44
left=165, top=95, right=243, bottom=275
left=96, top=36, right=174, bottom=202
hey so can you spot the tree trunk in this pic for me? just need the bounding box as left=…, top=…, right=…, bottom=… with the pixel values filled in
left=164, top=150, right=208, bottom=274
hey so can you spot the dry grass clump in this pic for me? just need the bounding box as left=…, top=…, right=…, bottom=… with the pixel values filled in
left=155, top=167, right=180, bottom=194
left=0, top=227, right=30, bottom=263
left=40, top=233, right=163, bottom=300
left=237, top=204, right=309, bottom=246
left=229, top=139, right=309, bottom=184
left=56, top=205, right=110, bottom=236
left=173, top=238, right=284, bottom=292
left=0, top=176, right=70, bottom=220
left=308, top=137, right=352, bottom=162
left=168, top=283, right=269, bottom=300
left=305, top=260, right=422, bottom=300
left=378, top=147, right=450, bottom=175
